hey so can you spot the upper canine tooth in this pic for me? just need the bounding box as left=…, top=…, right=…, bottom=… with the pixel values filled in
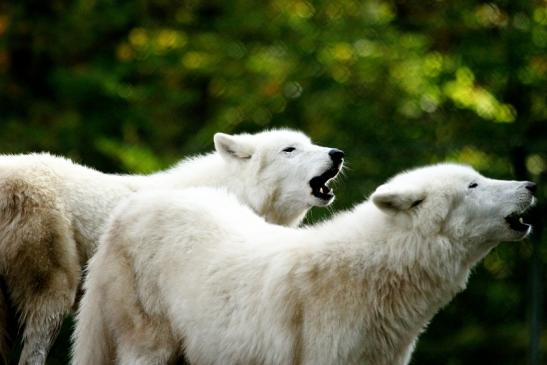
left=519, top=217, right=524, bottom=224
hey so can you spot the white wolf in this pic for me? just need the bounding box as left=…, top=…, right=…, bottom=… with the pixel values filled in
left=73, top=163, right=536, bottom=365
left=0, top=129, right=344, bottom=365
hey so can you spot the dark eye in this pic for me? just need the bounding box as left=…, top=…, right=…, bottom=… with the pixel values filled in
left=468, top=182, right=478, bottom=189
left=282, top=147, right=296, bottom=153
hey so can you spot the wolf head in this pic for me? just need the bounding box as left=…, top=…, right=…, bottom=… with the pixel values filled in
left=371, top=163, right=536, bottom=261
left=214, top=129, right=344, bottom=226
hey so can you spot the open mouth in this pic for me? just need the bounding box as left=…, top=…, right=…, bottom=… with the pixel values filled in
left=309, top=165, right=342, bottom=201
left=505, top=211, right=531, bottom=232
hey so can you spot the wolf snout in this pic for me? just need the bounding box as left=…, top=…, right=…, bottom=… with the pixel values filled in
left=525, top=181, right=537, bottom=195
left=329, top=149, right=345, bottom=166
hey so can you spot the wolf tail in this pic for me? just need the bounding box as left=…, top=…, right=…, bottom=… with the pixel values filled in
left=71, top=258, right=112, bottom=365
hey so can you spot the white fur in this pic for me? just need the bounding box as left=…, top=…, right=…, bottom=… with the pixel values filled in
left=0, top=129, right=342, bottom=365
left=73, top=163, right=535, bottom=365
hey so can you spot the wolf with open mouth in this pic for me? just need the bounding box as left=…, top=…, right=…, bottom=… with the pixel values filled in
left=73, top=163, right=536, bottom=365
left=0, top=128, right=344, bottom=365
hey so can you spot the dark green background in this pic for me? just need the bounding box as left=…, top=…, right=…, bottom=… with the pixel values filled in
left=0, top=0, right=546, bottom=364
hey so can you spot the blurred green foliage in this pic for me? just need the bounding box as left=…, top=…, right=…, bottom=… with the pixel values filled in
left=0, top=0, right=546, bottom=364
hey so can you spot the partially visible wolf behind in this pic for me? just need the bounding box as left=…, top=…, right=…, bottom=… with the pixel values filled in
left=0, top=129, right=344, bottom=365
left=73, top=163, right=535, bottom=365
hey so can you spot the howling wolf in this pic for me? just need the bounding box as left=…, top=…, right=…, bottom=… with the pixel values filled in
left=74, top=163, right=534, bottom=365
left=0, top=129, right=344, bottom=365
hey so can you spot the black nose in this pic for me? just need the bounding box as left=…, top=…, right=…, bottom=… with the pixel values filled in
left=525, top=181, right=537, bottom=194
left=329, top=149, right=344, bottom=164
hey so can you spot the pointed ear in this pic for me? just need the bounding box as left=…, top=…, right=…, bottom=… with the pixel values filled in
left=372, top=186, right=426, bottom=213
left=214, top=133, right=254, bottom=160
